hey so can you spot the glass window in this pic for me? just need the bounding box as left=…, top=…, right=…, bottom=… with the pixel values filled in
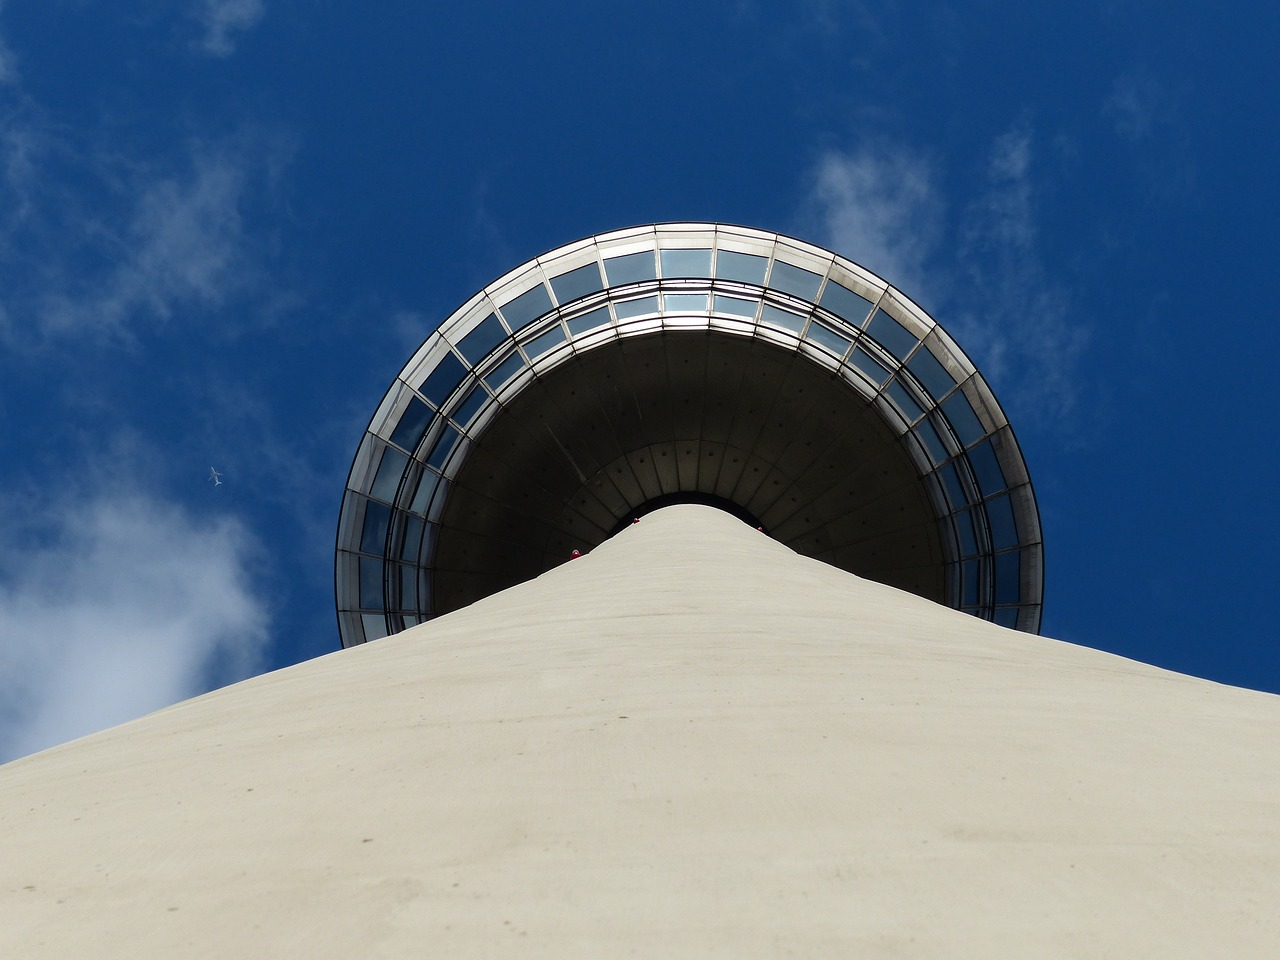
left=457, top=314, right=508, bottom=364
left=886, top=380, right=924, bottom=424
left=906, top=346, right=956, bottom=400
left=359, top=557, right=384, bottom=610
left=961, top=558, right=981, bottom=607
left=566, top=304, right=611, bottom=335
left=715, top=250, right=767, bottom=284
left=913, top=419, right=948, bottom=465
left=820, top=281, right=874, bottom=326
left=664, top=293, right=708, bottom=313
left=939, top=461, right=969, bottom=510
left=759, top=303, right=805, bottom=333
left=398, top=564, right=418, bottom=611
left=847, top=347, right=890, bottom=386
left=660, top=248, right=711, bottom=278
left=418, top=351, right=468, bottom=409
left=769, top=261, right=822, bottom=300
left=361, top=613, right=388, bottom=641
left=985, top=493, right=1018, bottom=550
left=409, top=469, right=440, bottom=516
left=484, top=350, right=524, bottom=390
left=400, top=514, right=423, bottom=561
left=451, top=382, right=489, bottom=427
left=604, top=250, right=656, bottom=285
left=426, top=425, right=459, bottom=470
left=807, top=321, right=850, bottom=356
left=499, top=284, right=553, bottom=331
left=954, top=508, right=978, bottom=557
left=866, top=312, right=918, bottom=361
left=942, top=391, right=985, bottom=448
left=995, top=551, right=1021, bottom=605
left=523, top=323, right=566, bottom=358
left=370, top=446, right=408, bottom=504
left=389, top=396, right=432, bottom=453
left=994, top=608, right=1020, bottom=628
left=614, top=295, right=659, bottom=319
left=549, top=262, right=604, bottom=304
left=360, top=500, right=391, bottom=554
left=967, top=440, right=1006, bottom=496
left=712, top=295, right=758, bottom=318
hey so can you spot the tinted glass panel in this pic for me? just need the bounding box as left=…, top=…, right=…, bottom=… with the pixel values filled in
left=664, top=293, right=707, bottom=312
left=614, top=296, right=659, bottom=319
left=484, top=350, right=524, bottom=390
left=452, top=382, right=488, bottom=427
left=400, top=514, right=423, bottom=561
left=985, top=494, right=1018, bottom=549
left=847, top=348, right=890, bottom=386
left=523, top=324, right=566, bottom=358
left=807, top=321, right=850, bottom=355
left=426, top=425, right=459, bottom=470
left=566, top=305, right=611, bottom=335
left=389, top=396, right=431, bottom=453
left=961, top=558, right=980, bottom=607
left=410, top=469, right=440, bottom=515
left=914, top=419, right=948, bottom=465
left=360, top=500, right=391, bottom=554
left=660, top=248, right=711, bottom=278
left=886, top=380, right=924, bottom=424
left=866, top=312, right=918, bottom=360
left=371, top=446, right=408, bottom=503
left=549, top=262, right=604, bottom=304
left=769, top=261, right=822, bottom=300
left=712, top=295, right=758, bottom=317
left=954, top=508, right=978, bottom=557
left=942, top=391, right=985, bottom=447
left=499, top=284, right=553, bottom=330
left=759, top=303, right=805, bottom=333
left=715, top=250, right=767, bottom=284
left=398, top=564, right=417, bottom=611
left=418, top=351, right=468, bottom=409
left=995, top=551, right=1021, bottom=605
left=361, top=613, right=388, bottom=641
left=457, top=314, right=507, bottom=364
left=907, top=346, right=956, bottom=400
left=820, top=282, right=874, bottom=326
left=359, top=557, right=384, bottom=610
left=604, top=251, right=656, bottom=285
left=994, top=608, right=1020, bottom=628
left=967, top=440, right=1006, bottom=496
left=939, top=461, right=969, bottom=510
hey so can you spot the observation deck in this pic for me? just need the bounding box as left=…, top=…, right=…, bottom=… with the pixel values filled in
left=336, top=223, right=1043, bottom=646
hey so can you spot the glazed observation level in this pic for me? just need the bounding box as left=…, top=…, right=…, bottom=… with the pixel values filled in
left=336, top=223, right=1043, bottom=646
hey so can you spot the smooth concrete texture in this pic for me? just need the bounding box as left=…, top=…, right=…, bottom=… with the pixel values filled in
left=3, top=505, right=1278, bottom=957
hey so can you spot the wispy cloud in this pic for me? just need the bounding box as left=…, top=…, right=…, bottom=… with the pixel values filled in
left=195, top=0, right=266, bottom=57
left=803, top=126, right=1086, bottom=426
left=0, top=475, right=272, bottom=763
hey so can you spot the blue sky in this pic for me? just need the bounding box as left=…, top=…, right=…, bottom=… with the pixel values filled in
left=1, top=1, right=1278, bottom=761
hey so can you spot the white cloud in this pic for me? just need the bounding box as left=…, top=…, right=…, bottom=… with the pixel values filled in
left=807, top=144, right=943, bottom=296
left=0, top=0, right=18, bottom=85
left=196, top=0, right=265, bottom=57
left=803, top=127, right=1087, bottom=426
left=0, top=487, right=272, bottom=763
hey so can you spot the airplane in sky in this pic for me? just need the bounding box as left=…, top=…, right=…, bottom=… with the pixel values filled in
left=208, top=467, right=223, bottom=487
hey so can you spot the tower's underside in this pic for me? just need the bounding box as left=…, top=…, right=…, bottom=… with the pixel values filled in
left=5, top=506, right=1278, bottom=958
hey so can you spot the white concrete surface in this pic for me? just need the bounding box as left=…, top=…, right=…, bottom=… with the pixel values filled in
left=2, top=505, right=1278, bottom=957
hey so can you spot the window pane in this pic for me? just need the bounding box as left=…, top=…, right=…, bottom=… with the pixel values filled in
left=712, top=294, right=758, bottom=318
left=360, top=500, right=390, bottom=554
left=499, top=284, right=553, bottom=330
left=371, top=446, right=408, bottom=503
left=451, top=382, right=489, bottom=427
left=716, top=250, right=767, bottom=284
left=359, top=557, right=384, bottom=610
left=389, top=396, right=432, bottom=453
left=410, top=469, right=440, bottom=516
left=614, top=295, right=659, bottom=319
left=907, top=345, right=956, bottom=400
left=400, top=514, right=423, bottom=561
left=847, top=348, right=890, bottom=386
left=484, top=350, right=524, bottom=390
left=994, top=608, right=1020, bottom=628
left=954, top=508, right=978, bottom=557
left=942, top=391, right=985, bottom=447
left=807, top=321, right=850, bottom=355
left=913, top=419, right=948, bottom=465
left=604, top=251, right=656, bottom=285
left=523, top=324, right=566, bottom=358
left=566, top=305, right=611, bottom=335
left=967, top=440, right=1006, bottom=496
left=995, top=550, right=1021, bottom=605
left=759, top=303, right=805, bottom=333
left=985, top=493, right=1018, bottom=549
left=426, top=425, right=459, bottom=470
left=939, top=461, right=969, bottom=510
left=769, top=261, right=822, bottom=300
left=886, top=380, right=924, bottom=424
left=549, top=262, right=603, bottom=304
left=660, top=248, right=711, bottom=278
left=664, top=293, right=707, bottom=312
left=418, top=351, right=468, bottom=409
left=457, top=314, right=508, bottom=364
left=867, top=312, right=918, bottom=360
left=820, top=282, right=874, bottom=326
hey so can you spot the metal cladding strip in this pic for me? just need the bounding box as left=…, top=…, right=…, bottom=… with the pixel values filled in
left=336, top=223, right=1043, bottom=647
